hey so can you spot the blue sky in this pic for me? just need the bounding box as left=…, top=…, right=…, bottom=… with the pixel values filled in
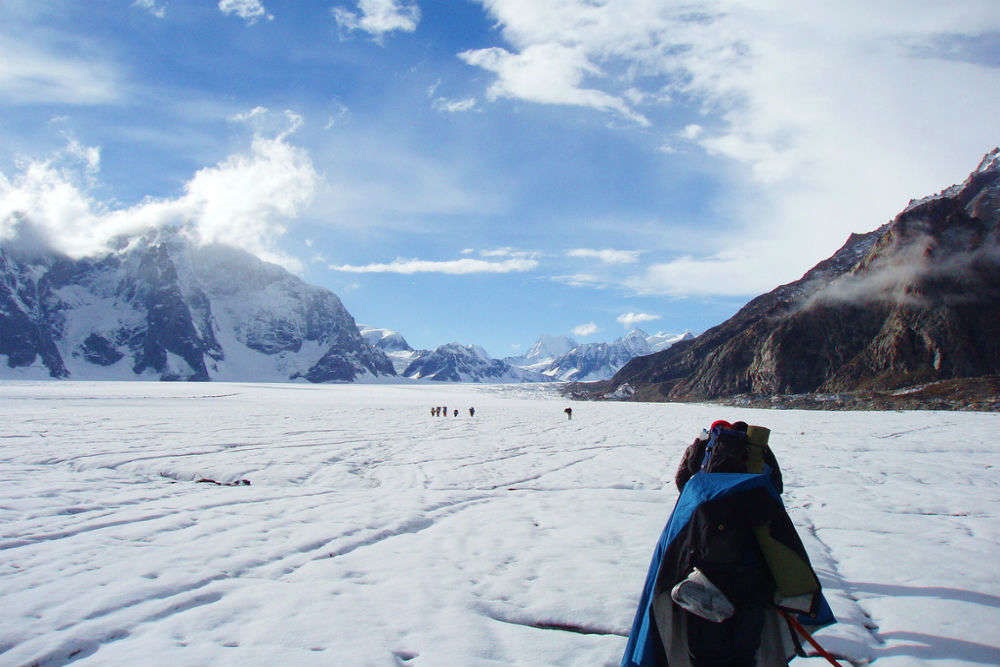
left=1, top=0, right=999, bottom=356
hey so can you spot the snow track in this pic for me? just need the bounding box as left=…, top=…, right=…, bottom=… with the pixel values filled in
left=1, top=382, right=997, bottom=666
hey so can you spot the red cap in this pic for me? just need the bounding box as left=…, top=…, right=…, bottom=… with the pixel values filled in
left=709, top=420, right=732, bottom=431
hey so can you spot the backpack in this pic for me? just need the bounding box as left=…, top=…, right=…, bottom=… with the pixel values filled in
left=700, top=424, right=770, bottom=475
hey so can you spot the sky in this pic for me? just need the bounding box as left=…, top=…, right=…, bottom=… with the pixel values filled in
left=1, top=0, right=998, bottom=357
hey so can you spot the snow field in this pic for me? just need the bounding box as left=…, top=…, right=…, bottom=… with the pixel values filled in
left=1, top=382, right=997, bottom=666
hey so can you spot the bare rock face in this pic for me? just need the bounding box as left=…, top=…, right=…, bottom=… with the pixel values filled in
left=0, top=249, right=68, bottom=377
left=610, top=148, right=1000, bottom=400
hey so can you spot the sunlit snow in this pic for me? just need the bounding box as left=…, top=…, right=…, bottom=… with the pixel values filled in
left=1, top=382, right=997, bottom=666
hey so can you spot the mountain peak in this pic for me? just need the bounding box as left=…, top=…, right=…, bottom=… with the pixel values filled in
left=609, top=149, right=1000, bottom=400
left=975, top=147, right=1000, bottom=174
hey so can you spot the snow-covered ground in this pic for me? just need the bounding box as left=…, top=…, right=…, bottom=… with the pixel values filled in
left=1, top=382, right=997, bottom=667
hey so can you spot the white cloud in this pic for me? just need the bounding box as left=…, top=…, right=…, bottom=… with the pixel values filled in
left=433, top=97, right=477, bottom=113
left=552, top=273, right=609, bottom=289
left=459, top=44, right=649, bottom=125
left=230, top=107, right=303, bottom=139
left=479, top=247, right=538, bottom=259
left=617, top=312, right=661, bottom=328
left=132, top=0, right=166, bottom=18
left=571, top=322, right=598, bottom=337
left=324, top=101, right=351, bottom=129
left=566, top=248, right=640, bottom=264
left=332, top=0, right=420, bottom=39
left=0, top=37, right=121, bottom=105
left=218, top=0, right=272, bottom=25
left=0, top=115, right=317, bottom=271
left=62, top=137, right=101, bottom=176
left=467, top=0, right=1000, bottom=297
left=340, top=280, right=362, bottom=293
left=624, top=245, right=793, bottom=297
left=329, top=257, right=539, bottom=274
left=679, top=124, right=703, bottom=140
left=460, top=248, right=474, bottom=255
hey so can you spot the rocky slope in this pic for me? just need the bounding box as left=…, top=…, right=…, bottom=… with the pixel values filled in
left=597, top=148, right=1000, bottom=401
left=0, top=229, right=394, bottom=382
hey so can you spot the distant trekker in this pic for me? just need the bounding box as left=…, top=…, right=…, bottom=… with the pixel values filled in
left=469, top=407, right=475, bottom=417
left=453, top=409, right=459, bottom=417
left=564, top=407, right=572, bottom=420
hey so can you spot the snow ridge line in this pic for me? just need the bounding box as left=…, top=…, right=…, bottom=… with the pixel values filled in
left=9, top=495, right=494, bottom=666
left=473, top=603, right=628, bottom=638
left=315, top=495, right=494, bottom=562
left=484, top=452, right=603, bottom=490
left=0, top=488, right=350, bottom=548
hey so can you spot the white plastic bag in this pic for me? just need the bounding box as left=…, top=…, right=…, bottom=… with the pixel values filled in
left=671, top=567, right=735, bottom=622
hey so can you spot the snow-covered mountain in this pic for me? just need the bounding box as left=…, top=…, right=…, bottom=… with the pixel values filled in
left=358, top=326, right=423, bottom=375
left=646, top=330, right=695, bottom=353
left=505, top=329, right=695, bottom=381
left=504, top=334, right=578, bottom=371
left=402, top=342, right=549, bottom=383
left=0, top=229, right=394, bottom=382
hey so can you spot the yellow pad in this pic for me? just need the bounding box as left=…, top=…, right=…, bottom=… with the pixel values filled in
left=753, top=525, right=820, bottom=598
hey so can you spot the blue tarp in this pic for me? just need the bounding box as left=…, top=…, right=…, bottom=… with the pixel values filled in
left=621, top=471, right=834, bottom=667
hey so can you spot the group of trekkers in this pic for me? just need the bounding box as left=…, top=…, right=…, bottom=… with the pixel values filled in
left=620, top=419, right=840, bottom=667
left=430, top=406, right=475, bottom=417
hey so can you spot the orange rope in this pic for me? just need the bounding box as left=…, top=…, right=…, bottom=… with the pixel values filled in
left=778, top=609, right=845, bottom=667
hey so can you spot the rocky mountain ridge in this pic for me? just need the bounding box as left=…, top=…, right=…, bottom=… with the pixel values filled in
left=586, top=148, right=1000, bottom=404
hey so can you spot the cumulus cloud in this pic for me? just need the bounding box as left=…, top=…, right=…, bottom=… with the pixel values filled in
left=329, top=257, right=539, bottom=274
left=0, top=109, right=317, bottom=271
left=571, top=322, right=598, bottom=337
left=567, top=247, right=640, bottom=264
left=617, top=312, right=661, bottom=328
left=0, top=36, right=121, bottom=105
left=218, top=0, right=272, bottom=25
left=332, top=0, right=420, bottom=39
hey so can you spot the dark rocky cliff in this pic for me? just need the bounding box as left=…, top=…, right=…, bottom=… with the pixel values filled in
left=606, top=148, right=1000, bottom=401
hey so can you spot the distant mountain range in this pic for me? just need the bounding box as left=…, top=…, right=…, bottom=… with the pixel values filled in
left=358, top=326, right=692, bottom=383
left=0, top=229, right=688, bottom=384
left=504, top=329, right=694, bottom=381
left=584, top=148, right=1000, bottom=404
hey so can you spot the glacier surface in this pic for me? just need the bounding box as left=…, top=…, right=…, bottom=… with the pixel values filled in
left=1, top=382, right=997, bottom=666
